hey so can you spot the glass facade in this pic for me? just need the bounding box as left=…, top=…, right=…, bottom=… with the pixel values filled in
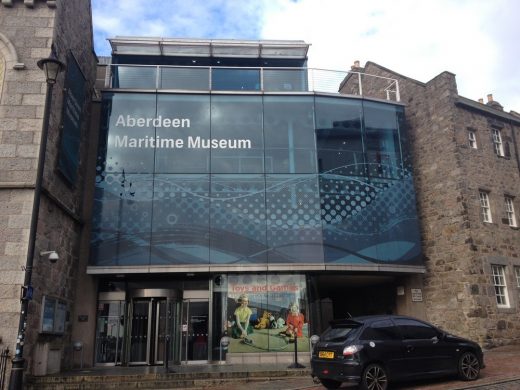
left=91, top=93, right=422, bottom=267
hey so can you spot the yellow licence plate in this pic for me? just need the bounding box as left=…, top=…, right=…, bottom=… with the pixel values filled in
left=319, top=351, right=334, bottom=359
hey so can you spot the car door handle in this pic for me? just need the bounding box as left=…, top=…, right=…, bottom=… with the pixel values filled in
left=406, top=345, right=414, bottom=352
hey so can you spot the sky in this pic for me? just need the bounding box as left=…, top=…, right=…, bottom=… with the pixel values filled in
left=91, top=0, right=520, bottom=111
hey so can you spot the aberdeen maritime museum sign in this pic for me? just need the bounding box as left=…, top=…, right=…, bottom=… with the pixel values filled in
left=113, top=115, right=252, bottom=149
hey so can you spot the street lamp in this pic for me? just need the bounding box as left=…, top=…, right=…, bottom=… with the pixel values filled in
left=37, top=57, right=65, bottom=84
left=8, top=57, right=65, bottom=390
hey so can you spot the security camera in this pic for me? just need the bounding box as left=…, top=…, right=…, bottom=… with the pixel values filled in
left=40, top=251, right=59, bottom=263
left=48, top=251, right=59, bottom=263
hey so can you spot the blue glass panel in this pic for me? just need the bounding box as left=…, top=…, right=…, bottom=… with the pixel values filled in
left=151, top=175, right=210, bottom=264
left=209, top=175, right=267, bottom=264
left=363, top=101, right=403, bottom=179
left=99, top=93, right=157, bottom=174
left=320, top=174, right=381, bottom=264
left=373, top=176, right=422, bottom=265
left=160, top=67, right=209, bottom=90
left=90, top=173, right=153, bottom=266
left=266, top=175, right=323, bottom=263
left=113, top=66, right=157, bottom=89
left=210, top=96, right=264, bottom=173
left=263, top=96, right=317, bottom=174
left=315, top=97, right=365, bottom=176
left=263, top=69, right=308, bottom=92
left=155, top=95, right=210, bottom=173
left=212, top=68, right=260, bottom=91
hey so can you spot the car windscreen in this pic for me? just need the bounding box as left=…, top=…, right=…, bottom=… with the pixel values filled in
left=321, top=325, right=360, bottom=342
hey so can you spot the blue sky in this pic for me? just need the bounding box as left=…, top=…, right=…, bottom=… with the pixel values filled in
left=92, top=0, right=520, bottom=111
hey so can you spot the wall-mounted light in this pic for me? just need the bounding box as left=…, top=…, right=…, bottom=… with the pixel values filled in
left=40, top=250, right=59, bottom=263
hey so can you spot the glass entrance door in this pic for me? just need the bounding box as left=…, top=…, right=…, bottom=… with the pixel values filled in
left=95, top=301, right=125, bottom=365
left=129, top=298, right=168, bottom=365
left=181, top=299, right=209, bottom=363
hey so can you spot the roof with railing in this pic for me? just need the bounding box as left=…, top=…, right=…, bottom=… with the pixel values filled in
left=100, top=38, right=401, bottom=102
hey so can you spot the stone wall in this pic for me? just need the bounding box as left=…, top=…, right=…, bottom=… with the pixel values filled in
left=0, top=0, right=96, bottom=378
left=0, top=0, right=56, bottom=363
left=342, top=61, right=520, bottom=347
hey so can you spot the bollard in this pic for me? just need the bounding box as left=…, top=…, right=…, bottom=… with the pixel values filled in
left=219, top=336, right=230, bottom=364
left=164, top=335, right=170, bottom=371
left=287, top=334, right=305, bottom=369
left=72, top=341, right=83, bottom=369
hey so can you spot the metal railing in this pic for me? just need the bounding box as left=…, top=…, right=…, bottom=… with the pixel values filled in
left=102, top=65, right=400, bottom=102
left=0, top=348, right=10, bottom=390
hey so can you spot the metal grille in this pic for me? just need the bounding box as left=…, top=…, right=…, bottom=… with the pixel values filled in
left=0, top=348, right=10, bottom=390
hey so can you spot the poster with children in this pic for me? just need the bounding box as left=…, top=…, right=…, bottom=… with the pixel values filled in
left=225, top=274, right=309, bottom=353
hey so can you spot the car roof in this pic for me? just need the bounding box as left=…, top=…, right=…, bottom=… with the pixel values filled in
left=331, top=314, right=425, bottom=326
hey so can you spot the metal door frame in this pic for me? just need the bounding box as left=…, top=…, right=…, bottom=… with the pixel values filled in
left=181, top=290, right=211, bottom=364
left=127, top=289, right=181, bottom=365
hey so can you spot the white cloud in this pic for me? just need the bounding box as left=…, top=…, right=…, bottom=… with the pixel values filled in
left=259, top=0, right=519, bottom=110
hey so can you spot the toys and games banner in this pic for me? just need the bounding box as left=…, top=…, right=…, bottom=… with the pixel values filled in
left=224, top=274, right=310, bottom=353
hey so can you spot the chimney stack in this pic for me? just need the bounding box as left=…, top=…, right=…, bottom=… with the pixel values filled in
left=487, top=94, right=493, bottom=102
left=478, top=98, right=484, bottom=104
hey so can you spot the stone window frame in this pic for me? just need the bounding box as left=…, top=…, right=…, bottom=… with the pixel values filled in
left=491, top=264, right=510, bottom=308
left=479, top=190, right=493, bottom=223
left=492, top=128, right=504, bottom=157
left=468, top=129, right=477, bottom=149
left=504, top=196, right=517, bottom=228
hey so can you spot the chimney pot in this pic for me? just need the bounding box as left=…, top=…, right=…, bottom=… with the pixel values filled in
left=354, top=60, right=360, bottom=67
left=478, top=98, right=484, bottom=104
left=487, top=94, right=493, bottom=102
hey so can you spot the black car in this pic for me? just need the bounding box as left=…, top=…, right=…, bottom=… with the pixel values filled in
left=311, top=315, right=484, bottom=390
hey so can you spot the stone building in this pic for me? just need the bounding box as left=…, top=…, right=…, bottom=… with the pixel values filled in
left=341, top=61, right=520, bottom=347
left=0, top=0, right=96, bottom=383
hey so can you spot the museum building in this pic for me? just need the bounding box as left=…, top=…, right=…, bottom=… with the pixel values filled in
left=2, top=2, right=520, bottom=385
left=83, top=37, right=425, bottom=366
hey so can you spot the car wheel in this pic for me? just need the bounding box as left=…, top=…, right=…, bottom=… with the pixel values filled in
left=318, top=377, right=342, bottom=389
left=458, top=351, right=480, bottom=381
left=360, top=363, right=388, bottom=390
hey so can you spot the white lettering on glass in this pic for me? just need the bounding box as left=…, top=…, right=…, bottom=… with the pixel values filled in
left=115, top=115, right=191, bottom=128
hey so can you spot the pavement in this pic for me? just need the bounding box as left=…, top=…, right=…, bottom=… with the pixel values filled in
left=199, top=344, right=520, bottom=390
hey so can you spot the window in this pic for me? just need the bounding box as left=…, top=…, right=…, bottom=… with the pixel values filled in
left=492, top=129, right=504, bottom=157
left=393, top=318, right=438, bottom=340
left=479, top=191, right=492, bottom=223
left=468, top=130, right=477, bottom=149
left=491, top=265, right=509, bottom=307
left=361, top=320, right=400, bottom=341
left=505, top=196, right=517, bottom=227
left=515, top=267, right=520, bottom=288
left=40, top=296, right=67, bottom=334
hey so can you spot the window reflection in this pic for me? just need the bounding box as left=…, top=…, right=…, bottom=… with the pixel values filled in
left=210, top=96, right=264, bottom=173
left=155, top=95, right=210, bottom=173
left=363, top=101, right=403, bottom=179
left=315, top=97, right=365, bottom=176
left=100, top=93, right=157, bottom=174
left=212, top=68, right=260, bottom=91
left=264, top=96, right=317, bottom=173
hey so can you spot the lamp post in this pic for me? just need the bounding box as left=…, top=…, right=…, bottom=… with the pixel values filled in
left=8, top=57, right=65, bottom=390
